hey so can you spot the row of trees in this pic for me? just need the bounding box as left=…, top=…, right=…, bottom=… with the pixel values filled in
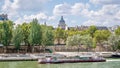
left=66, top=26, right=120, bottom=51
left=0, top=19, right=54, bottom=53
left=0, top=19, right=120, bottom=52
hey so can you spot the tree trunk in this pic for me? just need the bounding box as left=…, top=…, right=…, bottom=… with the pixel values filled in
left=32, top=46, right=34, bottom=53
left=57, top=39, right=60, bottom=44
left=78, top=45, right=80, bottom=52
left=4, top=46, right=7, bottom=53
left=27, top=44, right=31, bottom=53
left=99, top=42, right=103, bottom=52
left=42, top=45, right=46, bottom=53
left=17, top=49, right=19, bottom=54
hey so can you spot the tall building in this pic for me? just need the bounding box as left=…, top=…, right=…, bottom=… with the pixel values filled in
left=0, top=14, right=8, bottom=21
left=58, top=16, right=66, bottom=29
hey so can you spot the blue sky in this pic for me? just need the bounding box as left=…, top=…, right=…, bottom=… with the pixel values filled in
left=0, top=0, right=120, bottom=27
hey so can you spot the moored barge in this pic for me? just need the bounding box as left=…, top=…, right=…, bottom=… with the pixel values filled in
left=38, top=55, right=106, bottom=64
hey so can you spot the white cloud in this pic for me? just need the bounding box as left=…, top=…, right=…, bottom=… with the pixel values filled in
left=1, top=0, right=120, bottom=27
left=2, top=0, right=51, bottom=19
left=71, top=3, right=89, bottom=15
left=83, top=20, right=100, bottom=26
left=48, top=16, right=56, bottom=21
left=2, top=0, right=18, bottom=19
left=115, top=11, right=120, bottom=20
left=53, top=2, right=120, bottom=26
left=90, top=0, right=120, bottom=5
left=53, top=3, right=89, bottom=16
left=2, top=0, right=51, bottom=11
left=53, top=3, right=71, bottom=16
left=15, top=12, right=48, bottom=24
left=82, top=5, right=120, bottom=26
left=82, top=20, right=112, bottom=26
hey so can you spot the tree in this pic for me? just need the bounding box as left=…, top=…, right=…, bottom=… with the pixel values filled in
left=54, top=28, right=65, bottom=44
left=1, top=20, right=13, bottom=53
left=80, top=35, right=93, bottom=51
left=21, top=23, right=30, bottom=46
left=0, top=22, right=3, bottom=43
left=108, top=35, right=120, bottom=51
left=88, top=25, right=97, bottom=38
left=92, top=38, right=97, bottom=50
left=28, top=19, right=42, bottom=53
left=41, top=26, right=54, bottom=52
left=66, top=34, right=81, bottom=47
left=20, top=23, right=31, bottom=52
left=42, top=28, right=54, bottom=46
left=94, top=30, right=111, bottom=43
left=115, top=27, right=120, bottom=36
left=94, top=30, right=111, bottom=51
left=13, top=25, right=23, bottom=53
left=66, top=34, right=93, bottom=51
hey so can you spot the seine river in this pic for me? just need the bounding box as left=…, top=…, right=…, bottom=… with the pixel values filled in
left=0, top=59, right=120, bottom=68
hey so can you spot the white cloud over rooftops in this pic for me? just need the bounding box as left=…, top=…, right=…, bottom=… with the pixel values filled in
left=90, top=0, right=120, bottom=5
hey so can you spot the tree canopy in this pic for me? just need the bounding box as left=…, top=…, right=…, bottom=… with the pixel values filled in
left=29, top=19, right=42, bottom=46
left=1, top=21, right=13, bottom=46
left=13, top=25, right=23, bottom=50
left=115, top=27, right=120, bottom=36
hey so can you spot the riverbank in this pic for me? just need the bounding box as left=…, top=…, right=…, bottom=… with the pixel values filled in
left=0, top=52, right=118, bottom=61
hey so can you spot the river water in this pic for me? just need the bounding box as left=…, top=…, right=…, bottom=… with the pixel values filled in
left=0, top=59, right=120, bottom=68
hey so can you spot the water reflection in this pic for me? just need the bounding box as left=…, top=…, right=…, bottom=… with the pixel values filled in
left=0, top=61, right=120, bottom=68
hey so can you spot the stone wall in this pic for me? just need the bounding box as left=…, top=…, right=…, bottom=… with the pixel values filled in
left=0, top=45, right=113, bottom=53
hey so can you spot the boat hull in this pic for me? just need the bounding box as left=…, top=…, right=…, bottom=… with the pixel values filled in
left=38, top=59, right=106, bottom=64
left=111, top=55, right=120, bottom=58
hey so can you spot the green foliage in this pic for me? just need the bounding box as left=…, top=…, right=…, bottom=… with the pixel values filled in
left=21, top=23, right=30, bottom=45
left=92, top=38, right=97, bottom=48
left=80, top=30, right=89, bottom=35
left=0, top=22, right=3, bottom=43
left=108, top=35, right=120, bottom=51
left=115, top=27, right=120, bottom=36
left=66, top=34, right=81, bottom=46
left=42, top=27, right=54, bottom=46
left=80, top=35, right=93, bottom=48
left=88, top=26, right=97, bottom=38
left=94, top=30, right=111, bottom=43
left=66, top=34, right=92, bottom=48
left=54, top=28, right=66, bottom=44
left=28, top=19, right=42, bottom=46
left=1, top=21, right=13, bottom=46
left=13, top=25, right=23, bottom=50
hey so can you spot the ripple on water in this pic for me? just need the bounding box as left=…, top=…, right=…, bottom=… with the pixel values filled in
left=0, top=60, right=120, bottom=68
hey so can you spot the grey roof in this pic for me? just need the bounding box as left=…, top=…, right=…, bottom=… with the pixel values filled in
left=96, top=26, right=108, bottom=30
left=0, top=14, right=8, bottom=21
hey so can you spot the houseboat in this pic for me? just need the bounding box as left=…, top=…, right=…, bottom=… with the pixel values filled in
left=38, top=55, right=106, bottom=64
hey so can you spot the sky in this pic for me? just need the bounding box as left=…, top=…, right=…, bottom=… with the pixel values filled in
left=0, top=0, right=120, bottom=27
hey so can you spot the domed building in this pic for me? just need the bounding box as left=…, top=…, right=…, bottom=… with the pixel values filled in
left=58, top=16, right=67, bottom=29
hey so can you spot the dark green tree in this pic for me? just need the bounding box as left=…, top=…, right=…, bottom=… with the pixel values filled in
left=1, top=20, right=13, bottom=53
left=0, top=22, right=3, bottom=43
left=42, top=28, right=54, bottom=46
left=13, top=25, right=23, bottom=53
left=21, top=23, right=30, bottom=46
left=41, top=26, right=54, bottom=52
left=28, top=19, right=42, bottom=53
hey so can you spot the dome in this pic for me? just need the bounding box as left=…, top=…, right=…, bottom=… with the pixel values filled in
left=59, top=16, right=65, bottom=23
